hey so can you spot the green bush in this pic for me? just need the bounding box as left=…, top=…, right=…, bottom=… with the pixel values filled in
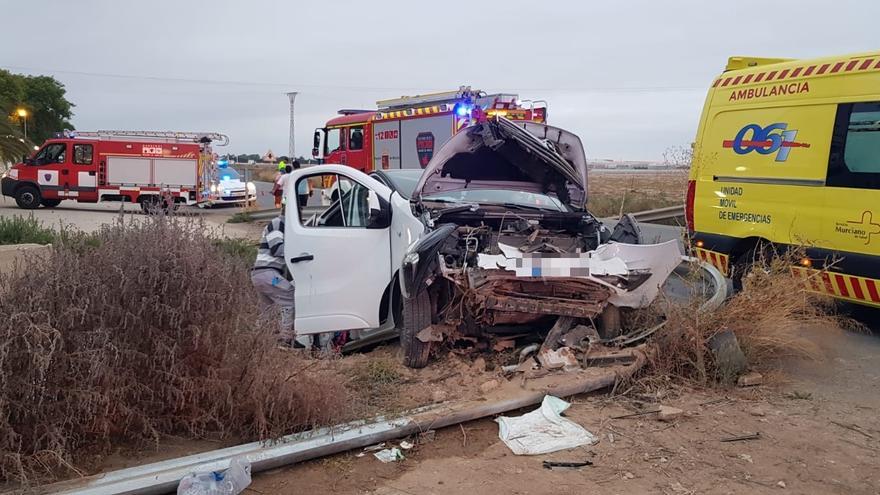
left=213, top=237, right=258, bottom=261
left=227, top=212, right=254, bottom=224
left=0, top=215, right=55, bottom=245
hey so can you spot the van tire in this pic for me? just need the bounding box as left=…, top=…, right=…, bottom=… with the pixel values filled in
left=15, top=185, right=41, bottom=209
left=40, top=198, right=62, bottom=208
left=598, top=304, right=622, bottom=339
left=401, top=290, right=433, bottom=369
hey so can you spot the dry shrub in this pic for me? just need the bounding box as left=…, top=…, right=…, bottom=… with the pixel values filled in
left=647, top=250, right=851, bottom=385
left=0, top=216, right=349, bottom=484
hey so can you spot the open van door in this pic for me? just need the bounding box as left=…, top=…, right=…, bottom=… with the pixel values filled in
left=284, top=165, right=394, bottom=335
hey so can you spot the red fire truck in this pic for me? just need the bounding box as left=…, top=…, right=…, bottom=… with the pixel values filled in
left=311, top=86, right=547, bottom=172
left=1, top=130, right=228, bottom=211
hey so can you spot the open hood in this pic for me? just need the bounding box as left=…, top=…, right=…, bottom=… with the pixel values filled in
left=412, top=117, right=589, bottom=210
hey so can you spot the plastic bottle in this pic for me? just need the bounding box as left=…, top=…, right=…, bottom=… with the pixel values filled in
left=177, top=456, right=252, bottom=495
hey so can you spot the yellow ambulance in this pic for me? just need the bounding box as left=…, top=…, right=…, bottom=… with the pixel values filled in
left=687, top=51, right=880, bottom=306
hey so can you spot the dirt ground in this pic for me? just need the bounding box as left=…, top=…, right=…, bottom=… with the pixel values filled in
left=250, top=327, right=880, bottom=495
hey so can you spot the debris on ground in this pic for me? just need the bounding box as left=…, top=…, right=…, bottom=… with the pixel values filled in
left=177, top=455, right=252, bottom=495
left=656, top=405, right=684, bottom=422
left=707, top=329, right=748, bottom=383
left=536, top=346, right=579, bottom=371
left=496, top=395, right=597, bottom=455
left=720, top=432, right=761, bottom=442
left=373, top=448, right=405, bottom=463
left=737, top=371, right=764, bottom=387
left=542, top=460, right=593, bottom=469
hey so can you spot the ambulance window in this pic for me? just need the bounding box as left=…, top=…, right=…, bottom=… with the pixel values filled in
left=349, top=127, right=364, bottom=150
left=73, top=144, right=93, bottom=165
left=35, top=143, right=66, bottom=165
left=325, top=128, right=344, bottom=154
left=827, top=102, right=880, bottom=189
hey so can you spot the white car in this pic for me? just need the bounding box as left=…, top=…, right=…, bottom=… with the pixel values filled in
left=284, top=117, right=679, bottom=367
left=207, top=167, right=257, bottom=206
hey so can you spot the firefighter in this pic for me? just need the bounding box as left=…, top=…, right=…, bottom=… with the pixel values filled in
left=272, top=161, right=287, bottom=208
left=251, top=213, right=298, bottom=347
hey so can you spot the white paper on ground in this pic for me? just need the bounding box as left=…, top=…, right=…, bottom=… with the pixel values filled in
left=495, top=395, right=597, bottom=455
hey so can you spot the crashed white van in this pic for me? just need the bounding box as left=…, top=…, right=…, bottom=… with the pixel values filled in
left=285, top=117, right=679, bottom=368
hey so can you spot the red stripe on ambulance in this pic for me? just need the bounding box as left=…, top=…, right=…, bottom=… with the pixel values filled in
left=866, top=279, right=880, bottom=303
left=834, top=274, right=850, bottom=297
left=850, top=277, right=865, bottom=300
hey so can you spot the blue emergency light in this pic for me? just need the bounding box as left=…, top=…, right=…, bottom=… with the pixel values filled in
left=454, top=103, right=473, bottom=117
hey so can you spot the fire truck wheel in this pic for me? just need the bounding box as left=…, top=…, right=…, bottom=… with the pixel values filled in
left=400, top=289, right=433, bottom=369
left=40, top=199, right=62, bottom=208
left=14, top=185, right=41, bottom=209
left=139, top=196, right=161, bottom=214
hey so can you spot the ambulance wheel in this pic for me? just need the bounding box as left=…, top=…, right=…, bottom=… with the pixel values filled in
left=40, top=199, right=62, bottom=208
left=14, top=185, right=41, bottom=209
left=731, top=241, right=774, bottom=292
left=400, top=289, right=433, bottom=369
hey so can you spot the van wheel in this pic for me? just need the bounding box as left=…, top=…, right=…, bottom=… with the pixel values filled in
left=401, top=290, right=433, bottom=369
left=40, top=199, right=62, bottom=208
left=15, top=185, right=41, bottom=209
left=598, top=304, right=622, bottom=340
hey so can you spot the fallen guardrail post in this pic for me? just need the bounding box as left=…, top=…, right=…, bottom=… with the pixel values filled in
left=45, top=353, right=646, bottom=495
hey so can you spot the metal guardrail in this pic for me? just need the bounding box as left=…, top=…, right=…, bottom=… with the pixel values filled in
left=248, top=204, right=686, bottom=223
left=248, top=206, right=321, bottom=221
left=628, top=205, right=685, bottom=223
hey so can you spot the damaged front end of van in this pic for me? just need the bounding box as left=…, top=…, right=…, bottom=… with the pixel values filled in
left=398, top=116, right=680, bottom=368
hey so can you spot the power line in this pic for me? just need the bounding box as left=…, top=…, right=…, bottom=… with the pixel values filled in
left=1, top=65, right=705, bottom=94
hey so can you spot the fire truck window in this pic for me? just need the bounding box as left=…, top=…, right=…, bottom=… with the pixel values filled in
left=827, top=102, right=880, bottom=189
left=349, top=127, right=364, bottom=151
left=34, top=143, right=66, bottom=165
left=73, top=144, right=93, bottom=165
left=325, top=128, right=344, bottom=154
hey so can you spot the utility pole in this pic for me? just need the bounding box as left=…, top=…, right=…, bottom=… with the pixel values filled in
left=287, top=92, right=298, bottom=160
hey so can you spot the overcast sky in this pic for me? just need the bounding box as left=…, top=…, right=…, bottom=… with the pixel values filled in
left=2, top=0, right=878, bottom=160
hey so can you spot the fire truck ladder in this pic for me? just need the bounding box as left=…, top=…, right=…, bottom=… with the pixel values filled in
left=66, top=130, right=229, bottom=146
left=376, top=86, right=486, bottom=111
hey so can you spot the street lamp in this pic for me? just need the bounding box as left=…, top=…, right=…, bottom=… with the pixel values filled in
left=15, top=108, right=28, bottom=140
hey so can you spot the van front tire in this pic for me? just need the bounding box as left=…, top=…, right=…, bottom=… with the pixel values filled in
left=15, top=185, right=41, bottom=209
left=401, top=290, right=433, bottom=369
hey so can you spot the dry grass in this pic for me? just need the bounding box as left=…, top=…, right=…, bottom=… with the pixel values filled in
left=0, top=216, right=349, bottom=485
left=646, top=250, right=852, bottom=385
left=588, top=170, right=687, bottom=218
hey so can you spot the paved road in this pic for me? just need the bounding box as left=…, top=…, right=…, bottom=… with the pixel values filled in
left=0, top=194, right=261, bottom=238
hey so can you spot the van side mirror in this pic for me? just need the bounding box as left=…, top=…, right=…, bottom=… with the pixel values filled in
left=366, top=190, right=391, bottom=229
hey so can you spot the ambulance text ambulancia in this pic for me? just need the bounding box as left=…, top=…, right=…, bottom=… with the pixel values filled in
left=687, top=52, right=880, bottom=307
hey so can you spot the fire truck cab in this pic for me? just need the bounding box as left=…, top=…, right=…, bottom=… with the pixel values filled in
left=1, top=130, right=228, bottom=210
left=312, top=86, right=547, bottom=173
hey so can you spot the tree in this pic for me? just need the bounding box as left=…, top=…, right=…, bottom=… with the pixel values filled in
left=0, top=69, right=75, bottom=147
